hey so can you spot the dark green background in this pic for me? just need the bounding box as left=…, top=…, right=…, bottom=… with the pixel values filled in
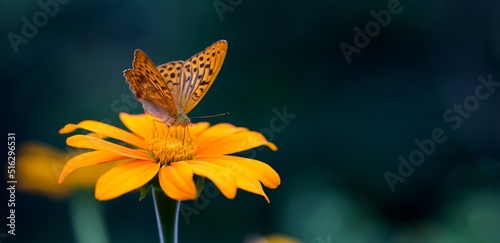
left=2, top=0, right=500, bottom=242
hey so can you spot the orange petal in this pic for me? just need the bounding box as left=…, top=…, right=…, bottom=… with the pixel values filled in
left=191, top=158, right=271, bottom=202
left=185, top=160, right=237, bottom=199
left=195, top=158, right=270, bottom=202
left=198, top=155, right=280, bottom=188
left=66, top=135, right=151, bottom=160
left=87, top=132, right=107, bottom=139
left=119, top=113, right=158, bottom=139
left=188, top=122, right=211, bottom=137
left=60, top=120, right=146, bottom=149
left=218, top=165, right=270, bottom=202
left=95, top=160, right=159, bottom=200
left=158, top=162, right=197, bottom=200
left=234, top=173, right=270, bottom=202
left=195, top=123, right=247, bottom=145
left=197, top=130, right=277, bottom=155
left=58, top=151, right=129, bottom=183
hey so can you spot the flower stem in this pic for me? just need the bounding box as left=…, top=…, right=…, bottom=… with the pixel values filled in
left=153, top=188, right=180, bottom=243
left=70, top=190, right=110, bottom=243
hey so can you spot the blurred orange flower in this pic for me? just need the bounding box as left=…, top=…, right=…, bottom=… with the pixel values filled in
left=17, top=141, right=120, bottom=199
left=245, top=234, right=303, bottom=243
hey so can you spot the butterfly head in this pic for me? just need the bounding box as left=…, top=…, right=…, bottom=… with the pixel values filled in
left=174, top=112, right=191, bottom=127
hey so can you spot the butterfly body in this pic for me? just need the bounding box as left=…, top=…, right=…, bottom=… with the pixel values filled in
left=138, top=96, right=190, bottom=126
left=124, top=40, right=228, bottom=127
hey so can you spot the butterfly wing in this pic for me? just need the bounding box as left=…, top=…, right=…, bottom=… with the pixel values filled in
left=157, top=60, right=184, bottom=104
left=124, top=49, right=177, bottom=124
left=178, top=40, right=228, bottom=114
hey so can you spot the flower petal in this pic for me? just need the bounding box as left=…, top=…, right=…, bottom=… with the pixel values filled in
left=195, top=123, right=247, bottom=145
left=95, top=160, right=160, bottom=200
left=234, top=174, right=270, bottom=202
left=197, top=155, right=280, bottom=189
left=58, top=151, right=129, bottom=183
left=197, top=130, right=277, bottom=155
left=60, top=120, right=146, bottom=149
left=66, top=134, right=151, bottom=160
left=158, top=162, right=197, bottom=201
left=185, top=160, right=237, bottom=199
left=191, top=158, right=271, bottom=202
left=119, top=113, right=157, bottom=139
left=188, top=157, right=271, bottom=202
left=189, top=122, right=211, bottom=137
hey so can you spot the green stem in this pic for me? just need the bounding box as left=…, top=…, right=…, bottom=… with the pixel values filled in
left=70, top=190, right=110, bottom=243
left=153, top=188, right=180, bottom=243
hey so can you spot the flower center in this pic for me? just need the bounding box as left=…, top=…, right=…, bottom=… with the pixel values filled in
left=145, top=130, right=197, bottom=165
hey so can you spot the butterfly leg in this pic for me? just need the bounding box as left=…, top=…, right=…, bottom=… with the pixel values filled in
left=187, top=125, right=194, bottom=142
left=166, top=124, right=172, bottom=139
left=152, top=119, right=163, bottom=131
left=181, top=126, right=186, bottom=145
left=180, top=125, right=195, bottom=146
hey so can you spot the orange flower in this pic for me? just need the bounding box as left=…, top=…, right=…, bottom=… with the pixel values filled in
left=58, top=113, right=280, bottom=202
left=245, top=234, right=303, bottom=243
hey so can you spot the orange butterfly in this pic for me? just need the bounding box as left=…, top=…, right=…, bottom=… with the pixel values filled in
left=124, top=40, right=228, bottom=127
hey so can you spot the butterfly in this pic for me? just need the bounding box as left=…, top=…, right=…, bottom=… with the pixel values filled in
left=123, top=40, right=228, bottom=127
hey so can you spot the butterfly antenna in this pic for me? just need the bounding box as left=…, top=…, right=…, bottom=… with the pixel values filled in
left=186, top=125, right=194, bottom=142
left=191, top=112, right=230, bottom=119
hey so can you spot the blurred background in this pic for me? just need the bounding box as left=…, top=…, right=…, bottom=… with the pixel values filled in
left=2, top=0, right=500, bottom=242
